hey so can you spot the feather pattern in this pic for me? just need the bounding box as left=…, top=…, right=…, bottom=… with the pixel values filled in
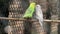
left=23, top=2, right=36, bottom=18
left=35, top=5, right=44, bottom=29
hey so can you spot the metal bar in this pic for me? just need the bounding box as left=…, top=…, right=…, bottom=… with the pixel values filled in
left=0, top=17, right=60, bottom=22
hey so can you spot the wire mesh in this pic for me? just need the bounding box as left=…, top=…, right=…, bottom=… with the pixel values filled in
left=8, top=0, right=29, bottom=34
left=0, top=0, right=47, bottom=34
left=0, top=0, right=59, bottom=34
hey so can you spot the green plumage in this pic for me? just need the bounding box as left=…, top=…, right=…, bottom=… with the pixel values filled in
left=23, top=2, right=36, bottom=18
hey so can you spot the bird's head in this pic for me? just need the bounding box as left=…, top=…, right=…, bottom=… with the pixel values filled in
left=36, top=5, right=41, bottom=8
left=30, top=2, right=36, bottom=7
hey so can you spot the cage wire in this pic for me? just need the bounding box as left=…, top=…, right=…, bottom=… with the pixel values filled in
left=8, top=0, right=29, bottom=34
left=1, top=0, right=48, bottom=34
left=0, top=0, right=59, bottom=34
left=8, top=0, right=38, bottom=34
left=8, top=0, right=45, bottom=34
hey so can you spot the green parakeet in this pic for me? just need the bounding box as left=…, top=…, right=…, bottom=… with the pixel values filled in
left=23, top=2, right=36, bottom=18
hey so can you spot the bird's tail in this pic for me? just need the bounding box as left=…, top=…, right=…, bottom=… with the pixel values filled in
left=39, top=20, right=45, bottom=32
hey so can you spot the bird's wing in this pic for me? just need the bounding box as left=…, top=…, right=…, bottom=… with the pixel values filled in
left=35, top=5, right=44, bottom=28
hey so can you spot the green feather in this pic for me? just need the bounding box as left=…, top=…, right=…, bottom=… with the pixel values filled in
left=23, top=2, right=36, bottom=18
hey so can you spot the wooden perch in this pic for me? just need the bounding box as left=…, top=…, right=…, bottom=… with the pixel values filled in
left=0, top=17, right=60, bottom=22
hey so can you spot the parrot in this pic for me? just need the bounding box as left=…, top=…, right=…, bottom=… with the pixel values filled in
left=23, top=2, right=36, bottom=18
left=4, top=25, right=13, bottom=34
left=35, top=5, right=44, bottom=30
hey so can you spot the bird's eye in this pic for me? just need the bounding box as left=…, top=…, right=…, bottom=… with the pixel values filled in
left=37, top=6, right=39, bottom=7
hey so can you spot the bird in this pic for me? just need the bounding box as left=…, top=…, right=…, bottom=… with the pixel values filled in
left=23, top=2, right=36, bottom=18
left=4, top=25, right=13, bottom=34
left=35, top=4, right=44, bottom=29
